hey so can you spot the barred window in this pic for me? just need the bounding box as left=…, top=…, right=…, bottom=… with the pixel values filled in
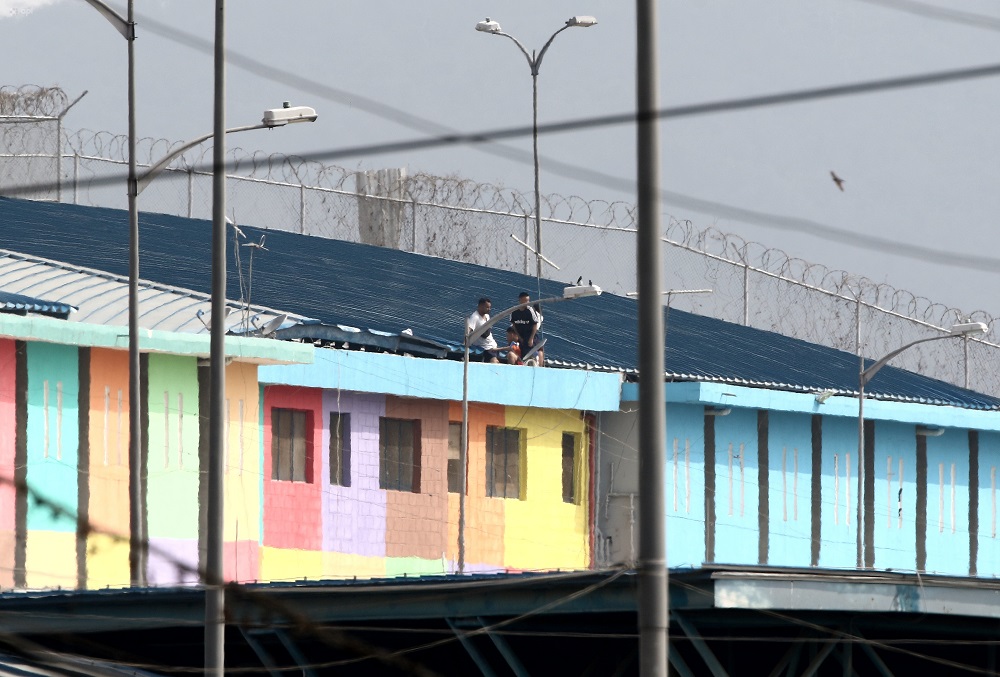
left=448, top=422, right=463, bottom=494
left=379, top=418, right=420, bottom=492
left=272, top=408, right=311, bottom=482
left=486, top=426, right=522, bottom=499
left=330, top=412, right=351, bottom=487
left=562, top=432, right=580, bottom=504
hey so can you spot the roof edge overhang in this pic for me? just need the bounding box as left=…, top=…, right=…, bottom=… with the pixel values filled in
left=259, top=347, right=624, bottom=411
left=620, top=381, right=1000, bottom=431
left=0, top=314, right=314, bottom=365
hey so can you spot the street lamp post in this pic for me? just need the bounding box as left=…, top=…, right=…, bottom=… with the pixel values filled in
left=475, top=16, right=597, bottom=282
left=77, top=0, right=142, bottom=587
left=458, top=284, right=601, bottom=573
left=855, top=321, right=987, bottom=568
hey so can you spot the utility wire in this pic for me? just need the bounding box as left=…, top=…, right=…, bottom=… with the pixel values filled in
left=853, top=0, right=1000, bottom=32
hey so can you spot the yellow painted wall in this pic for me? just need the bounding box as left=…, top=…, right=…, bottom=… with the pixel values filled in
left=502, top=408, right=590, bottom=571
left=85, top=534, right=130, bottom=589
left=321, top=551, right=386, bottom=579
left=224, top=362, right=261, bottom=543
left=26, top=531, right=78, bottom=590
left=260, top=546, right=323, bottom=582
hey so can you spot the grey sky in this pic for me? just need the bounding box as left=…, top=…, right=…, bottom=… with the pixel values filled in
left=2, top=0, right=999, bottom=317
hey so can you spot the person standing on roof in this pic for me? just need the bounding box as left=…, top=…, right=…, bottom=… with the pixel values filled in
left=466, top=297, right=499, bottom=363
left=511, top=291, right=544, bottom=367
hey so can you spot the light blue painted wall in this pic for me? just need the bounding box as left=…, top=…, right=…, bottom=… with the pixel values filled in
left=712, top=408, right=759, bottom=564
left=664, top=404, right=706, bottom=568
left=977, top=432, right=1000, bottom=577
left=260, top=350, right=623, bottom=412
left=818, top=416, right=857, bottom=569
left=767, top=411, right=813, bottom=567
left=870, top=421, right=917, bottom=572
left=26, top=343, right=79, bottom=532
left=925, top=430, right=970, bottom=575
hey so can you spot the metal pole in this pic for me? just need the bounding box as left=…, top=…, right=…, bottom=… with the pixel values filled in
left=124, top=0, right=144, bottom=588
left=531, top=61, right=543, bottom=283
left=458, top=342, right=470, bottom=573
left=636, top=0, right=668, bottom=672
left=856, top=362, right=864, bottom=570
left=205, top=0, right=226, bottom=672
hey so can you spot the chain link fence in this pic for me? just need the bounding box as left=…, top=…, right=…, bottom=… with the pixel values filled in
left=1, top=86, right=998, bottom=397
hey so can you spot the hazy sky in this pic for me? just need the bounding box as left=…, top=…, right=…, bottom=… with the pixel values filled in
left=2, top=0, right=999, bottom=318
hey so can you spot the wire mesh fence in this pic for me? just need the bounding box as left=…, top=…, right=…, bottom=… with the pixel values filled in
left=1, top=92, right=998, bottom=397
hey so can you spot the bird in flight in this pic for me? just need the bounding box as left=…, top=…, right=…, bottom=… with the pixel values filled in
left=830, top=171, right=845, bottom=192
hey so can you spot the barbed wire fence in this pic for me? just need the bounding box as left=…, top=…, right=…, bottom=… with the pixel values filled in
left=2, top=85, right=999, bottom=397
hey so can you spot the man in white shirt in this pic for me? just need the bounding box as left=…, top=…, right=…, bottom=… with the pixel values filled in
left=466, top=297, right=499, bottom=363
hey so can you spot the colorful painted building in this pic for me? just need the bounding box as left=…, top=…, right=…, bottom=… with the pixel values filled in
left=0, top=309, right=621, bottom=590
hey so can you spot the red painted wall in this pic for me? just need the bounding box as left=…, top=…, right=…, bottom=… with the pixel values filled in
left=262, top=386, right=323, bottom=550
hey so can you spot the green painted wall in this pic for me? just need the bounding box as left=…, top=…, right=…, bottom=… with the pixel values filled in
left=146, top=354, right=200, bottom=539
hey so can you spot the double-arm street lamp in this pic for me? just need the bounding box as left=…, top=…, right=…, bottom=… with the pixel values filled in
left=458, top=284, right=601, bottom=573
left=475, top=16, right=597, bottom=282
left=855, top=320, right=988, bottom=568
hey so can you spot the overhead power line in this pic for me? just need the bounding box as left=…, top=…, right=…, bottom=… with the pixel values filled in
left=854, top=0, right=1000, bottom=32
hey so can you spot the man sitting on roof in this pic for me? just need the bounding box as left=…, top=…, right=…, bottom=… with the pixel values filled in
left=466, top=297, right=500, bottom=363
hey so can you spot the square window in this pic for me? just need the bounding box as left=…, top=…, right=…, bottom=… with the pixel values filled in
left=271, top=408, right=312, bottom=482
left=330, top=412, right=351, bottom=487
left=448, top=422, right=464, bottom=494
left=486, top=426, right=522, bottom=499
left=379, top=418, right=420, bottom=492
left=562, top=432, right=580, bottom=504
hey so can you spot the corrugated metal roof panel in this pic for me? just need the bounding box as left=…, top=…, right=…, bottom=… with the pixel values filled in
left=0, top=197, right=996, bottom=411
left=0, top=289, right=75, bottom=318
left=0, top=248, right=303, bottom=333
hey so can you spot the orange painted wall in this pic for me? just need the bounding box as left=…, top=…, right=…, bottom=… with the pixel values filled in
left=384, top=397, right=448, bottom=560
left=446, top=401, right=506, bottom=567
left=86, top=348, right=130, bottom=536
left=0, top=339, right=16, bottom=587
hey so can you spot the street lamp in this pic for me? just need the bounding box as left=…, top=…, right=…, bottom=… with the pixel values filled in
left=116, top=104, right=317, bottom=592
left=855, top=320, right=987, bottom=568
left=475, top=16, right=597, bottom=282
left=77, top=0, right=142, bottom=587
left=458, top=284, right=602, bottom=573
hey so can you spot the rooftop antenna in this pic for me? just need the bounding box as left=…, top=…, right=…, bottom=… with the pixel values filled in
left=228, top=212, right=251, bottom=333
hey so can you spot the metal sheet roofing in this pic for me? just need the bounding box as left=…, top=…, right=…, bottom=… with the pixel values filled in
left=0, top=289, right=75, bottom=318
left=1, top=197, right=997, bottom=410
left=0, top=248, right=300, bottom=333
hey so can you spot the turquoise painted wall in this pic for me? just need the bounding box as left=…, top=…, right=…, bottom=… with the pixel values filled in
left=924, top=430, right=970, bottom=575
left=25, top=343, right=79, bottom=532
left=665, top=404, right=706, bottom=568
left=817, top=415, right=857, bottom=569
left=766, top=411, right=813, bottom=567
left=870, top=421, right=917, bottom=572
left=977, top=432, right=1000, bottom=576
left=145, top=354, right=200, bottom=539
left=712, top=408, right=760, bottom=564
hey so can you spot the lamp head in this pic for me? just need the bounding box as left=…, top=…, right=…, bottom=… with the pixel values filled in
left=476, top=18, right=501, bottom=33
left=563, top=284, right=602, bottom=299
left=949, top=321, right=988, bottom=337
left=262, top=104, right=318, bottom=127
left=566, top=15, right=598, bottom=27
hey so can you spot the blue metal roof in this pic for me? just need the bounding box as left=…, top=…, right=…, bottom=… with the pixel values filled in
left=1, top=197, right=997, bottom=410
left=0, top=290, right=75, bottom=318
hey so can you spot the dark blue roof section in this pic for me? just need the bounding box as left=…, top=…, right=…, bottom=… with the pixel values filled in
left=1, top=197, right=997, bottom=410
left=0, top=290, right=75, bottom=318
